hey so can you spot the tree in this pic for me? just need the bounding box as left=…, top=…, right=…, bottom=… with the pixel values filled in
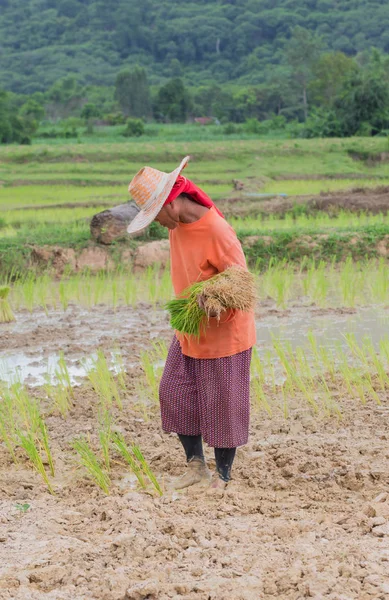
left=193, top=85, right=234, bottom=121
left=0, top=91, right=13, bottom=143
left=19, top=98, right=45, bottom=122
left=286, top=26, right=323, bottom=121
left=309, top=52, right=358, bottom=108
left=0, top=90, right=32, bottom=143
left=114, top=67, right=151, bottom=118
left=80, top=103, right=100, bottom=121
left=46, top=75, right=84, bottom=120
left=335, top=70, right=389, bottom=136
left=154, top=78, right=193, bottom=123
left=2, top=0, right=389, bottom=95
left=122, top=118, right=145, bottom=137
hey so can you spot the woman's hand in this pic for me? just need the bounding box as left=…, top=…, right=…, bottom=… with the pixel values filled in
left=197, top=293, right=218, bottom=317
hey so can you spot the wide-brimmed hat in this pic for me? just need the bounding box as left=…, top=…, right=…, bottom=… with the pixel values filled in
left=127, top=156, right=190, bottom=234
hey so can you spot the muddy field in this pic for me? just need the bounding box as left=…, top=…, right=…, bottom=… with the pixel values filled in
left=219, top=185, right=389, bottom=218
left=1, top=303, right=389, bottom=600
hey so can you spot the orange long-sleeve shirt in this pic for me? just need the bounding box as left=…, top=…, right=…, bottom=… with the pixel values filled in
left=169, top=207, right=256, bottom=359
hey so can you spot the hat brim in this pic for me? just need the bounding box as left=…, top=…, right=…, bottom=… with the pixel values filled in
left=127, top=156, right=190, bottom=234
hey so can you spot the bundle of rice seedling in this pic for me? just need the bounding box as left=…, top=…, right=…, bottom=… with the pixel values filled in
left=0, top=286, right=15, bottom=323
left=166, top=266, right=256, bottom=337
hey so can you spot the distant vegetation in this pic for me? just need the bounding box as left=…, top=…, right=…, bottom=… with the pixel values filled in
left=2, top=0, right=389, bottom=91
left=2, top=1, right=389, bottom=141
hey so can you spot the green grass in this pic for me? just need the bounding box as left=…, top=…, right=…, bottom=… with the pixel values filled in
left=1, top=136, right=389, bottom=278
left=3, top=257, right=389, bottom=312
left=231, top=210, right=389, bottom=235
left=0, top=185, right=126, bottom=209
left=0, top=220, right=388, bottom=280
left=1, top=137, right=389, bottom=177
left=261, top=178, right=389, bottom=196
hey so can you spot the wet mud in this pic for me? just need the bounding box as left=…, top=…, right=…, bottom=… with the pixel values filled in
left=0, top=301, right=389, bottom=599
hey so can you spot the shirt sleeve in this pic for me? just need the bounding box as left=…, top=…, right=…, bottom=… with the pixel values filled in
left=206, top=233, right=248, bottom=324
left=209, top=235, right=247, bottom=273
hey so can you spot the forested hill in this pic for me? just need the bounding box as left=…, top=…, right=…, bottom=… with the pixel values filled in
left=1, top=0, right=389, bottom=94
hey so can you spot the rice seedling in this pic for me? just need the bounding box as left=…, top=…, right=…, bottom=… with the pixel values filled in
left=1, top=379, right=56, bottom=488
left=132, top=445, right=162, bottom=496
left=123, top=274, right=137, bottom=307
left=264, top=349, right=277, bottom=393
left=38, top=417, right=55, bottom=477
left=145, top=264, right=160, bottom=306
left=93, top=271, right=108, bottom=306
left=339, top=257, right=361, bottom=307
left=42, top=354, right=74, bottom=417
left=0, top=401, right=17, bottom=462
left=304, top=260, right=329, bottom=307
left=251, top=377, right=272, bottom=416
left=5, top=255, right=389, bottom=316
left=0, top=286, right=15, bottom=323
left=44, top=379, right=71, bottom=417
left=111, top=278, right=118, bottom=311
left=293, top=374, right=319, bottom=413
left=158, top=268, right=173, bottom=304
left=362, top=338, right=389, bottom=391
left=261, top=260, right=294, bottom=308
left=98, top=408, right=112, bottom=471
left=72, top=437, right=111, bottom=494
left=166, top=266, right=256, bottom=336
left=250, top=346, right=266, bottom=384
left=272, top=337, right=318, bottom=413
left=166, top=291, right=204, bottom=337
left=111, top=432, right=147, bottom=489
left=308, top=331, right=333, bottom=378
left=11, top=382, right=41, bottom=434
left=151, top=339, right=168, bottom=362
left=18, top=431, right=55, bottom=494
left=379, top=337, right=389, bottom=366
left=59, top=280, right=70, bottom=311
left=85, top=349, right=122, bottom=410
left=373, top=259, right=389, bottom=303
left=21, top=275, right=35, bottom=313
left=111, top=348, right=127, bottom=390
left=318, top=376, right=342, bottom=418
left=139, top=350, right=161, bottom=403
left=36, top=274, right=50, bottom=315
left=56, top=352, right=74, bottom=399
left=281, top=380, right=291, bottom=419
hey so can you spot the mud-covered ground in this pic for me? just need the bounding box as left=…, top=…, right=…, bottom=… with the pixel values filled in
left=1, top=302, right=389, bottom=600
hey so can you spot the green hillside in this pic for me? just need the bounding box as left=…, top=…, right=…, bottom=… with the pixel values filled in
left=1, top=0, right=389, bottom=94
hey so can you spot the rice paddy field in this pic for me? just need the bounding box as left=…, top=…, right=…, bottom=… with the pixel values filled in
left=1, top=136, right=389, bottom=599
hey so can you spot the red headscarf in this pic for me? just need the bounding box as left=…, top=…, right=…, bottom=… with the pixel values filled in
left=164, top=176, right=224, bottom=218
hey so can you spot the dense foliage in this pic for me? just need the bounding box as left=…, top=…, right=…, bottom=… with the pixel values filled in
left=2, top=1, right=389, bottom=139
left=1, top=0, right=389, bottom=93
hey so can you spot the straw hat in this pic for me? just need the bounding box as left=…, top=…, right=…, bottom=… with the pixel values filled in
left=127, top=156, right=190, bottom=234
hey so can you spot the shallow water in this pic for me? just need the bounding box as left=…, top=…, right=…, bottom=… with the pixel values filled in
left=0, top=351, right=97, bottom=387
left=256, top=306, right=389, bottom=352
left=0, top=303, right=388, bottom=386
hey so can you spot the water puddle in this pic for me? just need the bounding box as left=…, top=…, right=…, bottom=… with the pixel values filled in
left=0, top=352, right=97, bottom=387
left=0, top=304, right=388, bottom=387
left=256, top=306, right=389, bottom=353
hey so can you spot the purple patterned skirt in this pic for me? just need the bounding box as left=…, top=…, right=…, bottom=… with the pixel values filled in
left=159, top=336, right=252, bottom=448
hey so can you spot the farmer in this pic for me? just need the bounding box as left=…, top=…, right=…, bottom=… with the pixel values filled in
left=127, top=156, right=256, bottom=492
